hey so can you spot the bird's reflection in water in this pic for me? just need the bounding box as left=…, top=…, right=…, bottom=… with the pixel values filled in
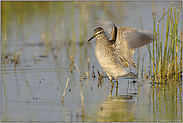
left=108, top=86, right=135, bottom=98
left=96, top=83, right=137, bottom=122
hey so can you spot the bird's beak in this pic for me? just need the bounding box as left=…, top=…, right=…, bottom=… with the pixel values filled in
left=88, top=35, right=96, bottom=41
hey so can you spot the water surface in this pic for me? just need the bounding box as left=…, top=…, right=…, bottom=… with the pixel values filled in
left=1, top=1, right=182, bottom=122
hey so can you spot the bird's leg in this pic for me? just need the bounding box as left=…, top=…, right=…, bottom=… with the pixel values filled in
left=110, top=77, right=114, bottom=87
left=109, top=86, right=114, bottom=98
left=115, top=86, right=118, bottom=96
left=115, top=77, right=118, bottom=88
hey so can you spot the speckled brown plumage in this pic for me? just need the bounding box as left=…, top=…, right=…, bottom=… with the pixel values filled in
left=88, top=23, right=155, bottom=87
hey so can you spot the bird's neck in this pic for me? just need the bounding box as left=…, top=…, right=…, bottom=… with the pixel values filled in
left=96, top=36, right=111, bottom=47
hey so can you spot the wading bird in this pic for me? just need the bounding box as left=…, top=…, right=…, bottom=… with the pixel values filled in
left=88, top=22, right=155, bottom=88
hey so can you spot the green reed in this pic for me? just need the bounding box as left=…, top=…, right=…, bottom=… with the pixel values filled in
left=150, top=2, right=182, bottom=83
left=1, top=1, right=9, bottom=59
left=14, top=14, right=20, bottom=57
left=14, top=15, right=36, bottom=64
left=137, top=16, right=143, bottom=76
left=71, top=2, right=76, bottom=42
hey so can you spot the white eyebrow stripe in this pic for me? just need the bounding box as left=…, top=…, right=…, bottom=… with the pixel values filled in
left=96, top=30, right=104, bottom=35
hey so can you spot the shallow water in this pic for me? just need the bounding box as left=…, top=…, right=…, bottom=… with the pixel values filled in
left=1, top=1, right=182, bottom=122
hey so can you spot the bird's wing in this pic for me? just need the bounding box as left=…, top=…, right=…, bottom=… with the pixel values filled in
left=116, top=27, right=155, bottom=49
left=112, top=27, right=155, bottom=68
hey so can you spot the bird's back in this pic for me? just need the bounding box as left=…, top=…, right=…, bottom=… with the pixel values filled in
left=111, top=27, right=137, bottom=68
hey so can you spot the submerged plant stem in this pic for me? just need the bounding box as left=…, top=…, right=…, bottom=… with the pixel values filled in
left=62, top=77, right=70, bottom=103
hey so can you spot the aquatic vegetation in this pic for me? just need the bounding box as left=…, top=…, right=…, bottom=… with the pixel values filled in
left=138, top=2, right=182, bottom=83
left=151, top=2, right=182, bottom=83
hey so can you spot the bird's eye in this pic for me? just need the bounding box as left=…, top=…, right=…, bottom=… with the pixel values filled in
left=96, top=31, right=103, bottom=35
